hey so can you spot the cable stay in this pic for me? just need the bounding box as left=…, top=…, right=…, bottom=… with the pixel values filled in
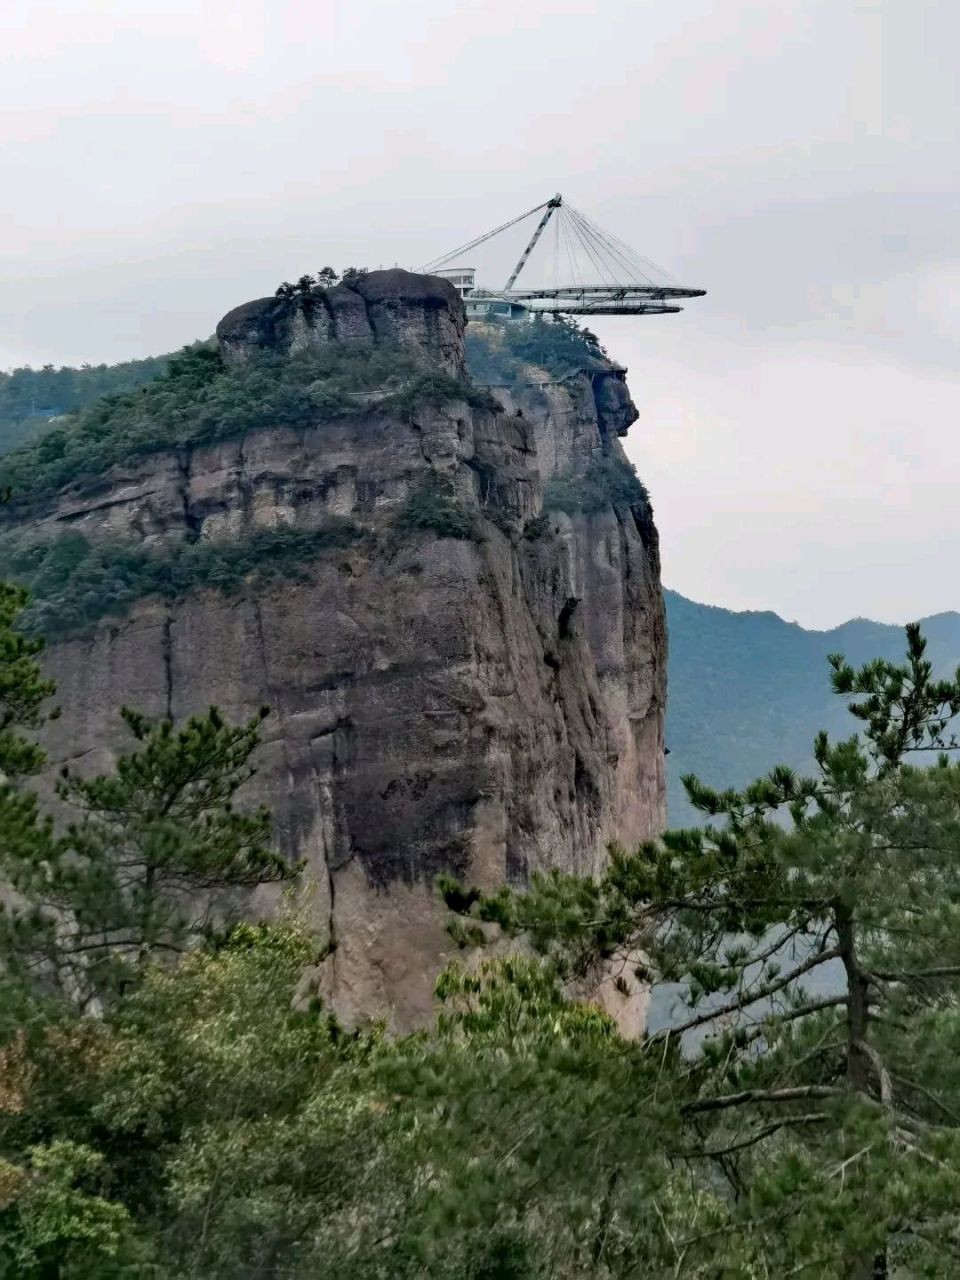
left=420, top=199, right=554, bottom=275
left=421, top=194, right=705, bottom=320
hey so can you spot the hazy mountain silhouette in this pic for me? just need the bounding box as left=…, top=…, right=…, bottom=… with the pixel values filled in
left=665, top=590, right=960, bottom=826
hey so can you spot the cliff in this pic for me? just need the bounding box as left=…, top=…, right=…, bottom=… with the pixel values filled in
left=1, top=272, right=666, bottom=1030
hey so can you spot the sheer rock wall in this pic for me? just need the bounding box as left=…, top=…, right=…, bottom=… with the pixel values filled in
left=24, top=272, right=666, bottom=1030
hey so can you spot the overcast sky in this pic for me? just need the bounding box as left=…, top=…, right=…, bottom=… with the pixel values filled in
left=2, top=0, right=957, bottom=628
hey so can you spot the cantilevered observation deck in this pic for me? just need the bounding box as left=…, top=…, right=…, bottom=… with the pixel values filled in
left=421, top=194, right=705, bottom=320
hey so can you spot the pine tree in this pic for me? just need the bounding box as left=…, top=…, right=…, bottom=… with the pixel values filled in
left=0, top=581, right=297, bottom=1009
left=1, top=706, right=296, bottom=1008
left=448, top=625, right=960, bottom=1274
left=340, top=266, right=368, bottom=287
left=0, top=581, right=55, bottom=781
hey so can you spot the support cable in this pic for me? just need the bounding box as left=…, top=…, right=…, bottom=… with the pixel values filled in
left=558, top=204, right=581, bottom=289
left=567, top=202, right=680, bottom=286
left=552, top=207, right=560, bottom=290
left=566, top=205, right=649, bottom=288
left=570, top=212, right=641, bottom=286
left=563, top=205, right=613, bottom=287
left=577, top=209, right=628, bottom=288
left=575, top=208, right=675, bottom=293
left=420, top=200, right=549, bottom=273
left=560, top=203, right=639, bottom=290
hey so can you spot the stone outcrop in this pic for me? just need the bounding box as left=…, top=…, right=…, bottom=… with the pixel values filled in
left=20, top=272, right=666, bottom=1031
left=216, top=268, right=466, bottom=377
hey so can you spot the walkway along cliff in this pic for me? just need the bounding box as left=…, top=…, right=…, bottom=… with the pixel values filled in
left=1, top=270, right=666, bottom=1030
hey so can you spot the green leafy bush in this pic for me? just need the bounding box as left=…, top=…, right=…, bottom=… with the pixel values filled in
left=6, top=522, right=365, bottom=639
left=543, top=452, right=649, bottom=515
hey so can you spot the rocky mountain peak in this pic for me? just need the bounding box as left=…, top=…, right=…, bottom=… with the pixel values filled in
left=216, top=268, right=466, bottom=378
left=3, top=273, right=666, bottom=1031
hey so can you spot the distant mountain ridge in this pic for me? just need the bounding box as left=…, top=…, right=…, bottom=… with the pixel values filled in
left=664, top=589, right=960, bottom=825
left=0, top=353, right=172, bottom=456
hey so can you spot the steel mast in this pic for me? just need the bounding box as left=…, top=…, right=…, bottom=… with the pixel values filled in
left=503, top=193, right=562, bottom=291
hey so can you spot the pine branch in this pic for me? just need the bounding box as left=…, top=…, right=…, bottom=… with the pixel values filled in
left=656, top=946, right=842, bottom=1040
left=870, top=965, right=960, bottom=982
left=891, top=1074, right=960, bottom=1127
left=682, top=1085, right=841, bottom=1116
left=739, top=995, right=847, bottom=1049
left=675, top=1111, right=829, bottom=1158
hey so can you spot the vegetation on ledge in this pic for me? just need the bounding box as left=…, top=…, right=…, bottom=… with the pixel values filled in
left=393, top=472, right=478, bottom=542
left=465, top=314, right=606, bottom=385
left=0, top=345, right=497, bottom=507
left=544, top=451, right=650, bottom=515
left=5, top=521, right=365, bottom=639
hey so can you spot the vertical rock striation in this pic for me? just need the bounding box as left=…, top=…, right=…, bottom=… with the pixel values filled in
left=19, top=271, right=666, bottom=1030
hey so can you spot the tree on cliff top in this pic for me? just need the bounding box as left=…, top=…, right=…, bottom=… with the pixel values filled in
left=444, top=624, right=960, bottom=1275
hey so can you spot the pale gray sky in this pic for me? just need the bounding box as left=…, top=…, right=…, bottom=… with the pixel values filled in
left=2, top=0, right=957, bottom=627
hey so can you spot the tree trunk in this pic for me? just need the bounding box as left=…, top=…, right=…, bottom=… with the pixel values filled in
left=836, top=906, right=889, bottom=1280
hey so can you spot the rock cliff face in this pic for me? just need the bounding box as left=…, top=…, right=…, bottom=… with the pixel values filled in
left=21, top=272, right=666, bottom=1030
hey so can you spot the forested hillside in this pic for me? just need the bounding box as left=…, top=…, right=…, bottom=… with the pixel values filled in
left=0, top=353, right=171, bottom=454
left=665, top=588, right=960, bottom=822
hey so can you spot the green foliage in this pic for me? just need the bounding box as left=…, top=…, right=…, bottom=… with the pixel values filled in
left=0, top=344, right=488, bottom=508
left=465, top=314, right=605, bottom=384
left=394, top=473, right=477, bottom=541
left=5, top=520, right=365, bottom=639
left=0, top=579, right=295, bottom=1013
left=93, top=918, right=387, bottom=1275
left=0, top=1140, right=151, bottom=1276
left=0, top=920, right=387, bottom=1278
left=0, top=346, right=223, bottom=501
left=0, top=353, right=170, bottom=457
left=0, top=581, right=55, bottom=777
left=340, top=266, right=369, bottom=287
left=544, top=451, right=650, bottom=515
left=448, top=623, right=960, bottom=1273
left=3, top=559, right=960, bottom=1273
left=0, top=695, right=295, bottom=1009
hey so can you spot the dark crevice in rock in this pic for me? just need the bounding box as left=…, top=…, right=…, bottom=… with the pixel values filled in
left=325, top=858, right=337, bottom=960
left=311, top=719, right=354, bottom=873
left=161, top=613, right=174, bottom=721
left=355, top=287, right=377, bottom=345
left=558, top=595, right=580, bottom=639
left=314, top=290, right=335, bottom=341
left=573, top=751, right=601, bottom=804
left=176, top=447, right=202, bottom=538
left=233, top=432, right=254, bottom=523
left=408, top=418, right=433, bottom=466
left=631, top=499, right=658, bottom=549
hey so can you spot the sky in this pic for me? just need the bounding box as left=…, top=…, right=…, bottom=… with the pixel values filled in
left=1, top=0, right=957, bottom=628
